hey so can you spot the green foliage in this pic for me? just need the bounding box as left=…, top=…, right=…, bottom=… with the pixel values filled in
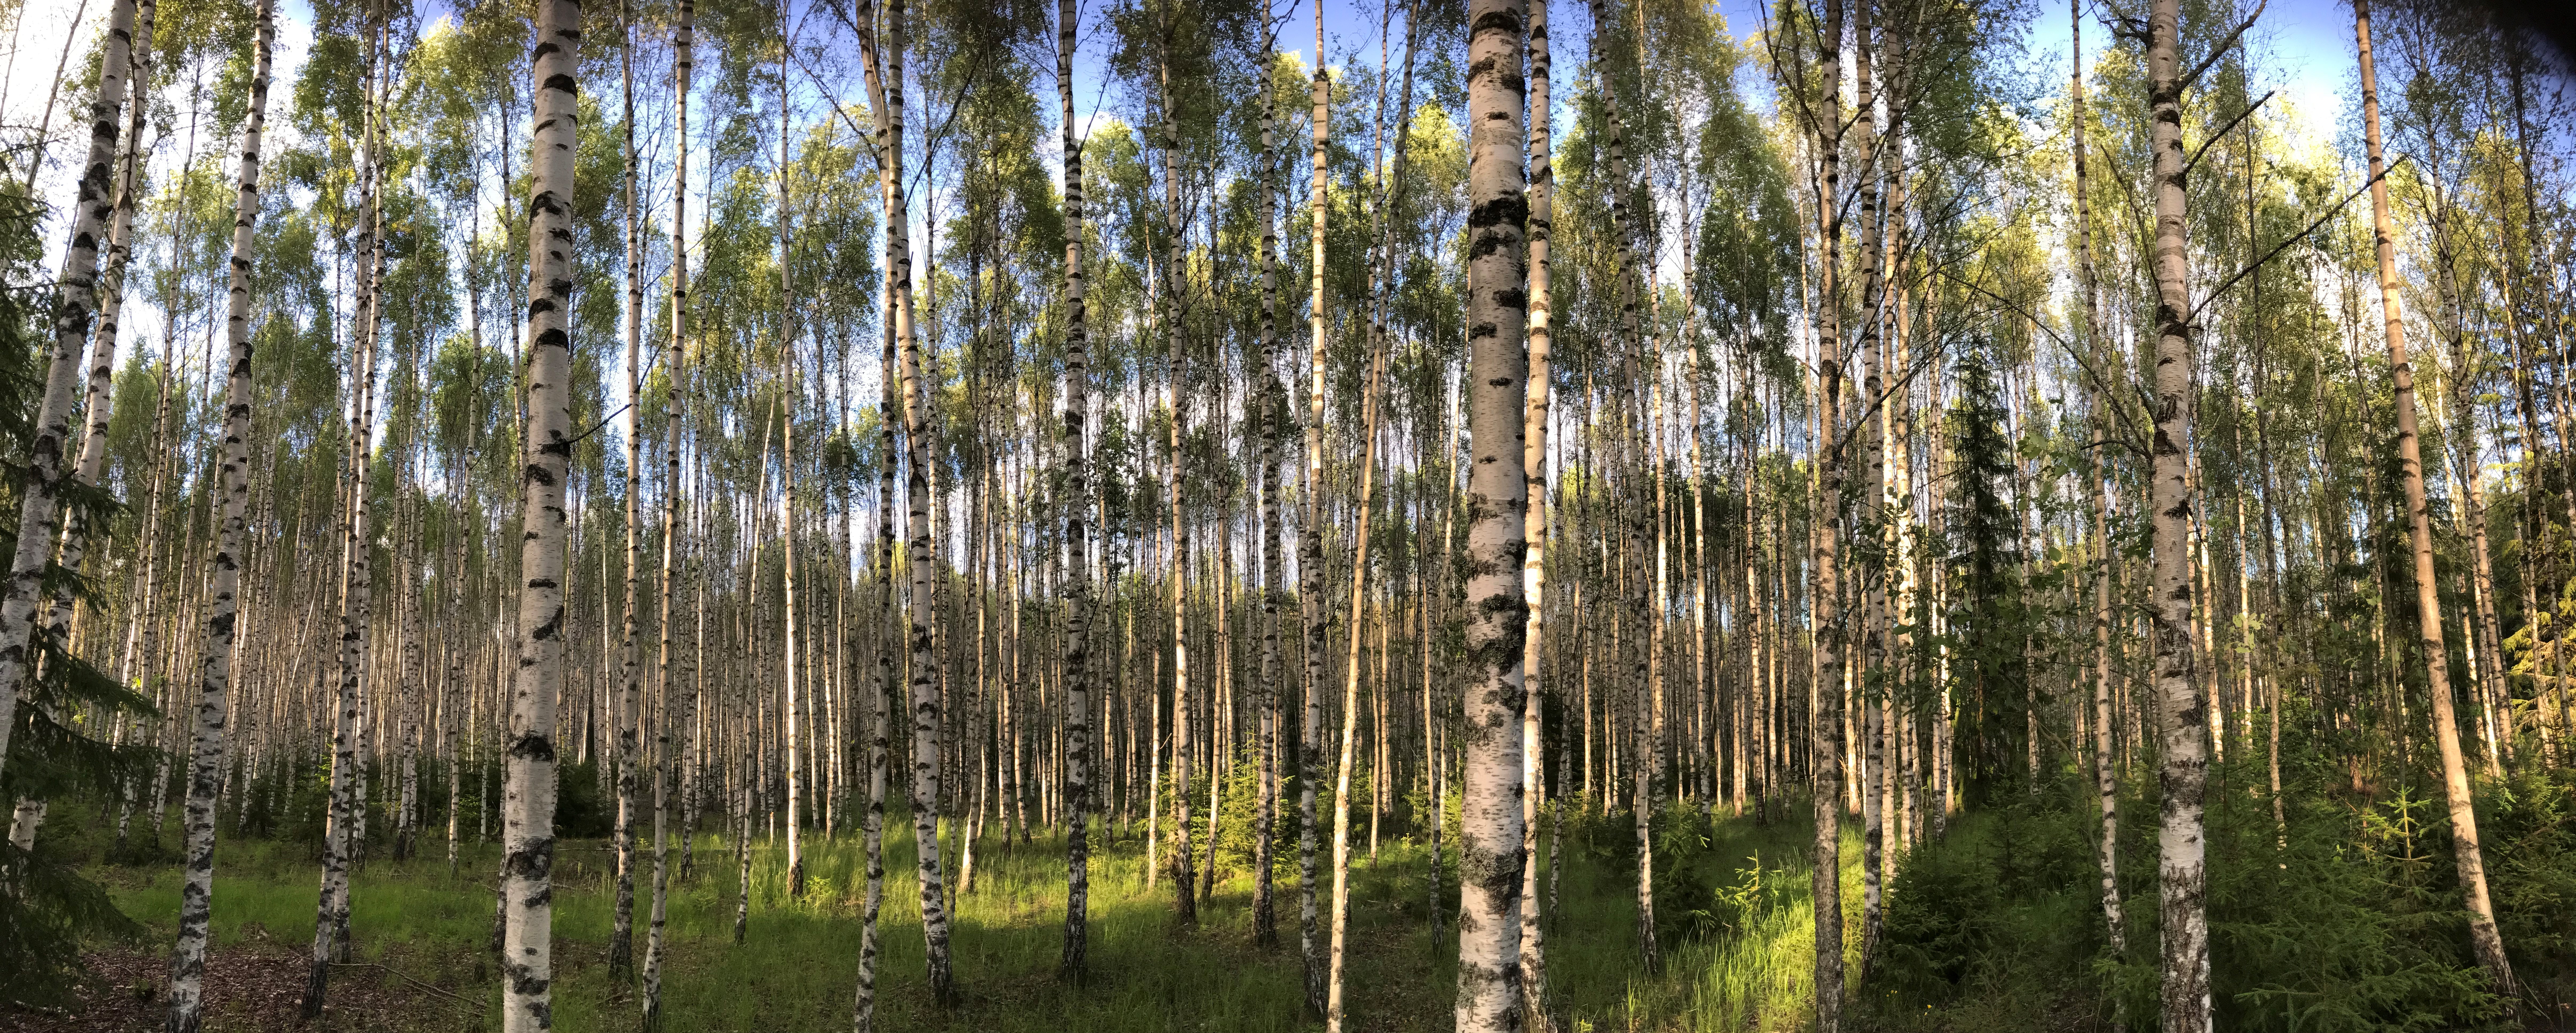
left=0, top=837, right=145, bottom=1008
left=2484, top=767, right=2576, bottom=1000
left=0, top=176, right=155, bottom=1011
left=1938, top=343, right=2065, bottom=804
left=1873, top=794, right=2097, bottom=1017
left=554, top=760, right=615, bottom=840
left=2208, top=785, right=2503, bottom=1033
left=1862, top=758, right=2576, bottom=1033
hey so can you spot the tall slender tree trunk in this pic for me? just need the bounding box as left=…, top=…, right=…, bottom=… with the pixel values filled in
left=1457, top=0, right=1530, bottom=1021
left=2144, top=0, right=2209, bottom=1028
left=2071, top=0, right=2125, bottom=962
left=498, top=0, right=580, bottom=1025
left=2352, top=0, right=2514, bottom=997
left=855, top=0, right=954, bottom=997
left=1053, top=0, right=1097, bottom=976
left=1252, top=0, right=1283, bottom=950
left=643, top=4, right=692, bottom=1023
left=10, top=0, right=158, bottom=852
left=308, top=21, right=383, bottom=1006
left=854, top=321, right=895, bottom=1032
left=609, top=5, right=646, bottom=976
left=1850, top=0, right=1887, bottom=972
left=1159, top=36, right=1197, bottom=921
left=1327, top=11, right=1416, bottom=1027
left=778, top=31, right=811, bottom=899
left=166, top=7, right=270, bottom=1028
left=1804, top=0, right=1849, bottom=1024
left=1519, top=0, right=1555, bottom=1021
left=1299, top=2, right=1331, bottom=1013
left=0, top=0, right=137, bottom=778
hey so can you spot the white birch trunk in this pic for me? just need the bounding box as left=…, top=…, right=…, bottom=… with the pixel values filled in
left=2144, top=0, right=2208, bottom=1027
left=854, top=0, right=954, bottom=996
left=500, top=0, right=581, bottom=1024
left=1457, top=0, right=1530, bottom=1022
left=166, top=7, right=270, bottom=1028
left=1297, top=3, right=1330, bottom=1014
left=0, top=0, right=138, bottom=777
left=609, top=5, right=645, bottom=976
left=1053, top=0, right=1097, bottom=978
left=644, top=5, right=691, bottom=1022
left=1519, top=0, right=1555, bottom=1018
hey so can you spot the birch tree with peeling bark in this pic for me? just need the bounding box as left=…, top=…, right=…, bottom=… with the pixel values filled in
left=499, top=0, right=583, bottom=1024
left=2143, top=0, right=2210, bottom=1027
left=855, top=0, right=956, bottom=997
left=165, top=3, right=270, bottom=1028
left=1055, top=0, right=1097, bottom=977
left=1455, top=0, right=1530, bottom=1022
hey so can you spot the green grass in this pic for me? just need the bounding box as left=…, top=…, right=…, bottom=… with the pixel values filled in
left=72, top=797, right=1863, bottom=1032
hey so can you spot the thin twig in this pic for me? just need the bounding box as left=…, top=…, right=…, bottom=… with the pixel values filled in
left=1929, top=263, right=2152, bottom=460
left=2178, top=0, right=2268, bottom=94
left=2185, top=154, right=2408, bottom=327
left=2184, top=89, right=2274, bottom=177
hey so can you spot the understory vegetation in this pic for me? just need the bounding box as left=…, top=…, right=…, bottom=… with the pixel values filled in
left=18, top=752, right=2573, bottom=1032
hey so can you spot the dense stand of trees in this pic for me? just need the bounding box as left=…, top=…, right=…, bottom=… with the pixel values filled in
left=0, top=0, right=2572, bottom=1030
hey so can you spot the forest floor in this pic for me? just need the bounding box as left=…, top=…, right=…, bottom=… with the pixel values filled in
left=1, top=799, right=1881, bottom=1033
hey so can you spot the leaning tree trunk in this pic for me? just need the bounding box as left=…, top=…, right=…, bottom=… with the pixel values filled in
left=500, top=0, right=581, bottom=1026
left=1053, top=0, right=1097, bottom=978
left=2353, top=0, right=2515, bottom=998
left=2144, top=0, right=2210, bottom=1029
left=11, top=0, right=160, bottom=851
left=166, top=5, right=271, bottom=1029
left=1298, top=1, right=1331, bottom=1015
left=1456, top=0, right=1531, bottom=1023
left=855, top=0, right=954, bottom=999
left=0, top=0, right=138, bottom=776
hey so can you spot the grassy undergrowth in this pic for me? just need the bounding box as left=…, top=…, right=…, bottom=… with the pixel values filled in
left=69, top=799, right=1840, bottom=1033
left=47, top=759, right=2576, bottom=1032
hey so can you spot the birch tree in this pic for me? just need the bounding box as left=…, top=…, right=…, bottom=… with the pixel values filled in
left=499, top=0, right=583, bottom=1024
left=165, top=3, right=271, bottom=1028
left=1455, top=0, right=1530, bottom=1022
left=2353, top=0, right=2513, bottom=998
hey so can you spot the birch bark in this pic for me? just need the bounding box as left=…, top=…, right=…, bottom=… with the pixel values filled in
left=1457, top=0, right=1530, bottom=1022
left=854, top=0, right=955, bottom=996
left=1519, top=0, right=1555, bottom=1020
left=1054, top=0, right=1097, bottom=976
left=499, top=0, right=581, bottom=1024
left=0, top=0, right=137, bottom=776
left=167, top=6, right=270, bottom=1028
left=643, top=3, right=691, bottom=1022
left=2144, top=0, right=2210, bottom=1027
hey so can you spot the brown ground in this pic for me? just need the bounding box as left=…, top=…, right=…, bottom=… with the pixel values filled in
left=0, top=942, right=479, bottom=1033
